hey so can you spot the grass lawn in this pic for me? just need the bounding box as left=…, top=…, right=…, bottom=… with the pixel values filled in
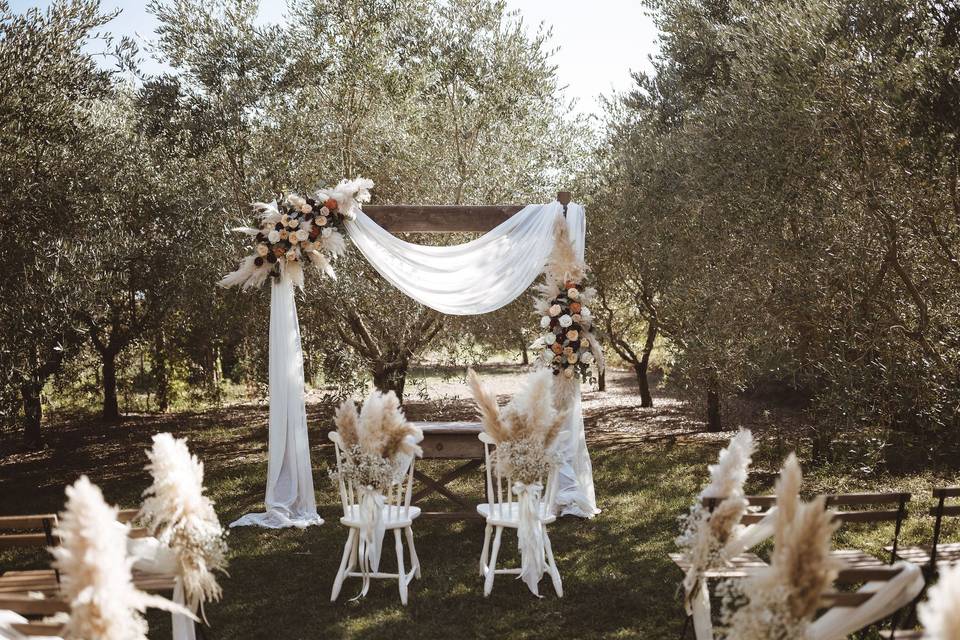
left=2, top=369, right=958, bottom=639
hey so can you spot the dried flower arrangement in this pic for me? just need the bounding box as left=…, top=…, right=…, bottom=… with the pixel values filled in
left=218, top=177, right=373, bottom=290
left=329, top=390, right=423, bottom=491
left=919, top=564, right=960, bottom=640
left=719, top=454, right=842, bottom=640
left=51, top=476, right=192, bottom=640
left=467, top=367, right=566, bottom=484
left=139, top=433, right=228, bottom=614
left=676, top=429, right=755, bottom=602
left=531, top=217, right=603, bottom=384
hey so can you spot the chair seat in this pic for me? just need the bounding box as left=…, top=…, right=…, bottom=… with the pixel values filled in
left=340, top=505, right=420, bottom=529
left=669, top=552, right=768, bottom=578
left=887, top=542, right=960, bottom=568
left=477, top=502, right=556, bottom=527
left=831, top=549, right=887, bottom=568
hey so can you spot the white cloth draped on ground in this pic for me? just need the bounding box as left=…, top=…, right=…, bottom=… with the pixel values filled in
left=230, top=274, right=323, bottom=529
left=347, top=201, right=598, bottom=517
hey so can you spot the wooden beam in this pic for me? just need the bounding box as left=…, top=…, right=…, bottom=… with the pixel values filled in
left=362, top=191, right=571, bottom=233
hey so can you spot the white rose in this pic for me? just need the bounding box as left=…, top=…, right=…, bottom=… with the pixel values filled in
left=563, top=367, right=574, bottom=379
left=280, top=214, right=290, bottom=225
left=566, top=329, right=579, bottom=341
left=559, top=314, right=573, bottom=328
left=288, top=218, right=300, bottom=229
left=581, top=352, right=595, bottom=365
left=581, top=307, right=592, bottom=320
left=572, top=314, right=582, bottom=323
left=268, top=230, right=280, bottom=243
left=285, top=249, right=297, bottom=261
left=549, top=304, right=562, bottom=317
left=301, top=241, right=314, bottom=252
left=297, top=229, right=310, bottom=241
left=279, top=229, right=289, bottom=240
left=544, top=333, right=556, bottom=345
left=256, top=244, right=269, bottom=257
left=568, top=287, right=580, bottom=300
left=542, top=349, right=554, bottom=362
left=540, top=316, right=551, bottom=328
left=567, top=353, right=578, bottom=364
left=300, top=203, right=312, bottom=214
left=317, top=216, right=328, bottom=226
left=322, top=227, right=332, bottom=237
left=320, top=206, right=330, bottom=215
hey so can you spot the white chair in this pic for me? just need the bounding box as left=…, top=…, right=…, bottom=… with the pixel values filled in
left=328, top=432, right=421, bottom=605
left=477, top=431, right=564, bottom=597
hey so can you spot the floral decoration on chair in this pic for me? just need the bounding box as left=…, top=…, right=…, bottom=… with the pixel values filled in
left=218, top=177, right=373, bottom=290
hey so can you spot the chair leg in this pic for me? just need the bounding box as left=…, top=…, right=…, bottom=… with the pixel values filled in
left=394, top=529, right=408, bottom=605
left=479, top=523, right=493, bottom=576
left=404, top=526, right=421, bottom=579
left=543, top=526, right=563, bottom=598
left=484, top=526, right=503, bottom=597
left=331, top=528, right=356, bottom=602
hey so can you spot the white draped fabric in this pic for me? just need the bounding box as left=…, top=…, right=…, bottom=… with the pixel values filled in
left=345, top=202, right=584, bottom=315
left=347, top=202, right=597, bottom=517
left=230, top=275, right=323, bottom=529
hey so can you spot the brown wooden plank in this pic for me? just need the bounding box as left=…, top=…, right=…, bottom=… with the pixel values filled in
left=0, top=515, right=57, bottom=530
left=935, top=505, right=960, bottom=517
left=363, top=205, right=527, bottom=233
left=10, top=621, right=66, bottom=636
left=117, top=508, right=140, bottom=523
left=0, top=595, right=68, bottom=615
left=826, top=492, right=910, bottom=506
left=836, top=565, right=903, bottom=583
left=0, top=533, right=55, bottom=548
left=832, top=509, right=904, bottom=523
left=821, top=591, right=875, bottom=607
left=933, top=487, right=960, bottom=498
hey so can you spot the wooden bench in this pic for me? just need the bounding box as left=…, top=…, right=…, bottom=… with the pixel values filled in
left=827, top=491, right=911, bottom=568
left=887, top=487, right=960, bottom=572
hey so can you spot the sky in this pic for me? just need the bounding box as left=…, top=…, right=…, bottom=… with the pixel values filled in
left=9, top=0, right=660, bottom=117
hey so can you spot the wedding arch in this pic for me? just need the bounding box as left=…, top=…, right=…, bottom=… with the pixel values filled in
left=224, top=186, right=600, bottom=528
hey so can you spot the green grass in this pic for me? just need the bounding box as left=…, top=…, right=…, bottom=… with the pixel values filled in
left=2, top=375, right=958, bottom=639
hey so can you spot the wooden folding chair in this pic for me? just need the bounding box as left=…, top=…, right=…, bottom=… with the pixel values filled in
left=889, top=487, right=960, bottom=574
left=826, top=491, right=911, bottom=568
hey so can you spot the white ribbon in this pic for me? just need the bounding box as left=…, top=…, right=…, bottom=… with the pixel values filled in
left=514, top=482, right=548, bottom=597
left=353, top=487, right=387, bottom=599
left=129, top=536, right=197, bottom=640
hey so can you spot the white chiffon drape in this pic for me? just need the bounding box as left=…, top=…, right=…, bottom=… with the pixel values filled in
left=230, top=274, right=323, bottom=529
left=347, top=202, right=598, bottom=517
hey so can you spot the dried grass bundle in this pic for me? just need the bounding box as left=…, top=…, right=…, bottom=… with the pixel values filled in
left=467, top=368, right=566, bottom=449
left=334, top=390, right=422, bottom=460
left=919, top=564, right=960, bottom=640
left=52, top=476, right=191, bottom=640
left=541, top=216, right=586, bottom=291
left=140, top=433, right=228, bottom=612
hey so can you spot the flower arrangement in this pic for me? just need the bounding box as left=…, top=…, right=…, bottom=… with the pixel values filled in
left=676, top=430, right=755, bottom=603
left=218, top=177, right=373, bottom=290
left=719, top=454, right=842, bottom=640
left=919, top=564, right=960, bottom=640
left=329, top=389, right=423, bottom=492
left=139, top=433, right=228, bottom=614
left=531, top=217, right=603, bottom=383
left=51, top=476, right=192, bottom=640
left=467, top=367, right=566, bottom=484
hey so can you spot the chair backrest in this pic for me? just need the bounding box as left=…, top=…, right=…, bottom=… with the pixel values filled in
left=329, top=431, right=416, bottom=522
left=0, top=514, right=59, bottom=549
left=479, top=431, right=565, bottom=518
left=825, top=491, right=911, bottom=563
left=700, top=495, right=776, bottom=525
left=930, top=487, right=960, bottom=569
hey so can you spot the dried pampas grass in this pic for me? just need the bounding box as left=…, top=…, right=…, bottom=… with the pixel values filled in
left=335, top=390, right=422, bottom=460
left=467, top=368, right=566, bottom=449
left=542, top=216, right=586, bottom=291
left=52, top=476, right=192, bottom=640
left=721, top=455, right=841, bottom=639
left=140, top=433, right=228, bottom=613
left=919, top=564, right=960, bottom=640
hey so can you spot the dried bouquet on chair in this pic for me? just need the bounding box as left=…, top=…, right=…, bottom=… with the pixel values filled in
left=467, top=368, right=565, bottom=484
left=531, top=217, right=604, bottom=384
left=218, top=177, right=373, bottom=290
left=328, top=390, right=424, bottom=492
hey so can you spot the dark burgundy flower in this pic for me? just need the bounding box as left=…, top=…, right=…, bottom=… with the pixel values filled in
left=254, top=256, right=264, bottom=267
left=275, top=222, right=283, bottom=231
left=266, top=253, right=278, bottom=263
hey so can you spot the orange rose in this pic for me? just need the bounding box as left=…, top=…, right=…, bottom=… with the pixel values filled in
left=551, top=343, right=563, bottom=354
left=324, top=197, right=338, bottom=210
left=570, top=302, right=582, bottom=313
left=564, top=281, right=576, bottom=290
